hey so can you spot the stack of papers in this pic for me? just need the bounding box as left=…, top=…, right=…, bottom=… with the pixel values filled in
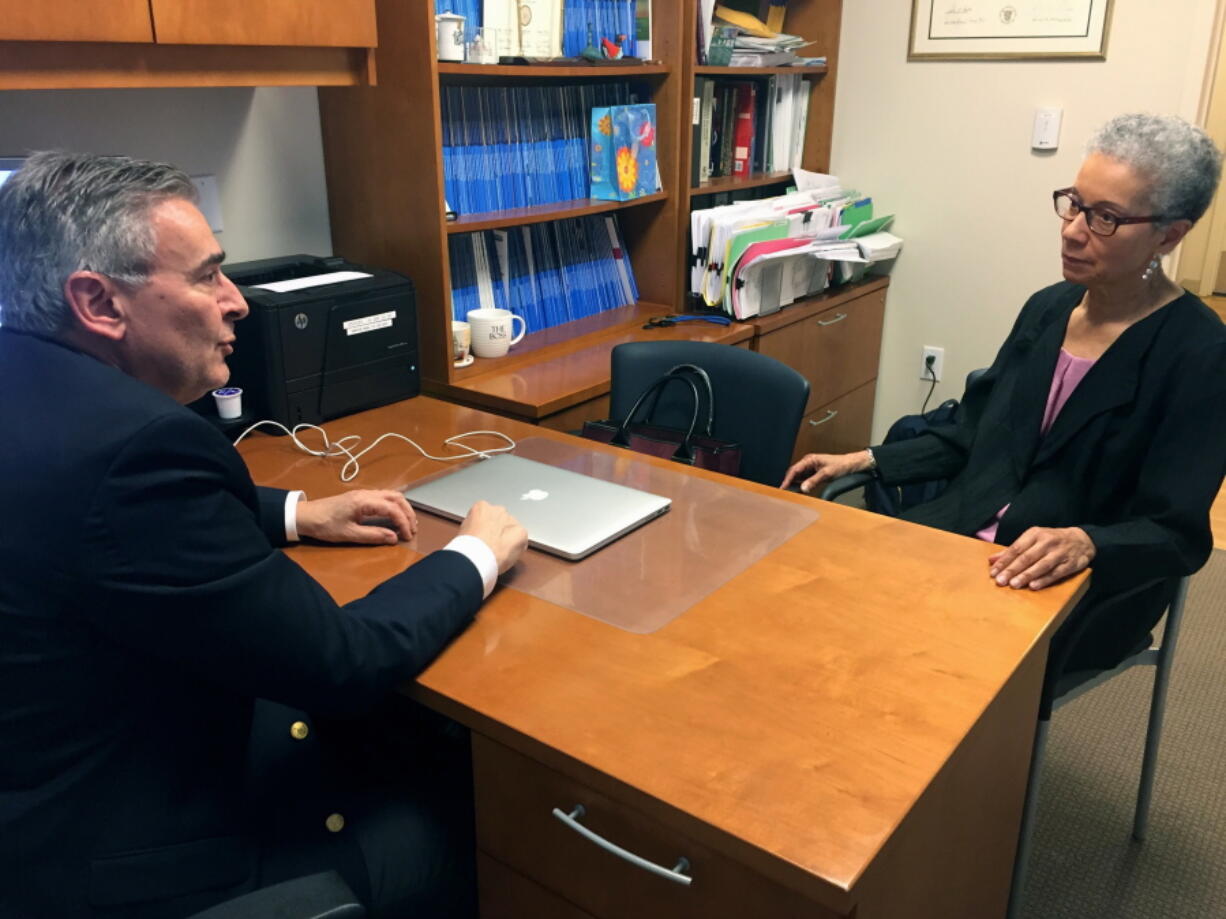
left=688, top=175, right=903, bottom=319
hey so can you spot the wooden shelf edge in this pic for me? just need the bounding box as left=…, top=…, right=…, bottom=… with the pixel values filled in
left=438, top=62, right=668, bottom=78
left=694, top=65, right=828, bottom=75
left=0, top=42, right=374, bottom=89
left=692, top=171, right=794, bottom=195
left=447, top=192, right=668, bottom=234
left=427, top=303, right=755, bottom=420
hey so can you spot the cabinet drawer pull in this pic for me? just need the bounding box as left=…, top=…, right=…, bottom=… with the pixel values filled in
left=552, top=805, right=693, bottom=886
left=808, top=410, right=838, bottom=427
left=816, top=311, right=848, bottom=327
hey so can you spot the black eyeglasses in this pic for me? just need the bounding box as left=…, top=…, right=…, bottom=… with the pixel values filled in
left=1053, top=188, right=1163, bottom=237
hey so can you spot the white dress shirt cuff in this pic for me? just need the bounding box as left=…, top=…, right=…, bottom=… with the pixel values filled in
left=284, top=490, right=307, bottom=542
left=444, top=534, right=499, bottom=599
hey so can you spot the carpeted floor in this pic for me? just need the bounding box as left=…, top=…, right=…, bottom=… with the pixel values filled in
left=1017, top=549, right=1226, bottom=918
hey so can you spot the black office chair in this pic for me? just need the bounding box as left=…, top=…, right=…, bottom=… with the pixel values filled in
left=607, top=340, right=810, bottom=486
left=1005, top=575, right=1189, bottom=918
left=186, top=870, right=365, bottom=919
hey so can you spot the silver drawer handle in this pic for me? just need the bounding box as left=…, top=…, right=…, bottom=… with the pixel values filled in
left=552, top=805, right=693, bottom=886
left=808, top=410, right=838, bottom=427
left=816, top=311, right=848, bottom=326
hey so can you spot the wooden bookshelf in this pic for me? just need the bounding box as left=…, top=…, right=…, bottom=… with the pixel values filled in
left=694, top=64, right=828, bottom=75
left=447, top=192, right=667, bottom=234
left=318, top=0, right=869, bottom=431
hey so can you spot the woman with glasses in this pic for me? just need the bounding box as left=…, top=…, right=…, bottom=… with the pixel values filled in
left=784, top=112, right=1225, bottom=674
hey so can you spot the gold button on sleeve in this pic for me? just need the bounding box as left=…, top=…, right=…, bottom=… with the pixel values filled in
left=325, top=813, right=345, bottom=833
left=290, top=721, right=310, bottom=740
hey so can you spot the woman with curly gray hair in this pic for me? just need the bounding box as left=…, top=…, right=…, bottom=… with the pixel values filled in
left=786, top=112, right=1225, bottom=677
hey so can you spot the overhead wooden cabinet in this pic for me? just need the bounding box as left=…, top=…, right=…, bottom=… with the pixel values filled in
left=0, top=1, right=152, bottom=42
left=0, top=0, right=377, bottom=89
left=149, top=0, right=377, bottom=48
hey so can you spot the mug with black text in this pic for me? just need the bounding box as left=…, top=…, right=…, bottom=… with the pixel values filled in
left=467, top=308, right=527, bottom=359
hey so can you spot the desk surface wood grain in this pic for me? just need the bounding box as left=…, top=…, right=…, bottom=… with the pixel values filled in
left=238, top=396, right=1087, bottom=915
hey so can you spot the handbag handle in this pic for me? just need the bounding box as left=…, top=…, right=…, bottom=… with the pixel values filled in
left=666, top=363, right=716, bottom=437
left=639, top=363, right=716, bottom=438
left=614, top=371, right=704, bottom=459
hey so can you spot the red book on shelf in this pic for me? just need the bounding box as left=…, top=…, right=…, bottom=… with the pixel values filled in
left=731, top=82, right=757, bottom=177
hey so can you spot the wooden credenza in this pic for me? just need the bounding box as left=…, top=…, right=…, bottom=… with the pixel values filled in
left=238, top=396, right=1085, bottom=919
left=752, top=275, right=887, bottom=462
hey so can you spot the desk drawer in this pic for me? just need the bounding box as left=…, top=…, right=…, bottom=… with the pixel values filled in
left=792, top=381, right=877, bottom=462
left=755, top=290, right=885, bottom=415
left=473, top=735, right=840, bottom=919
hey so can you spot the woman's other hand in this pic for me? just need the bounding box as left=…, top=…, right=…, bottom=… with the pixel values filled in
left=988, top=526, right=1096, bottom=590
left=781, top=450, right=875, bottom=495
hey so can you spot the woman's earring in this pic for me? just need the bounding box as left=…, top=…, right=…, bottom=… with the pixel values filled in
left=1141, top=257, right=1160, bottom=281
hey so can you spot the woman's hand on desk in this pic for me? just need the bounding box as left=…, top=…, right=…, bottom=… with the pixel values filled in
left=781, top=450, right=875, bottom=494
left=296, top=490, right=418, bottom=545
left=988, top=526, right=1096, bottom=590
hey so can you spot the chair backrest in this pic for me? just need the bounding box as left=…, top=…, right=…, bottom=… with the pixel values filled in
left=609, top=341, right=810, bottom=486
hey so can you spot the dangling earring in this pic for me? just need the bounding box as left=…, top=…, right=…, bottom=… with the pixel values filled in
left=1141, top=257, right=1160, bottom=281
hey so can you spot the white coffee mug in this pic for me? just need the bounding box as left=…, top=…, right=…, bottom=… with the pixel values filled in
left=435, top=12, right=466, bottom=62
left=451, top=320, right=473, bottom=367
left=467, top=308, right=526, bottom=359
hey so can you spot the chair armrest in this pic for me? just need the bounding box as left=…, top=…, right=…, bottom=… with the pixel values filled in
left=186, top=871, right=365, bottom=919
left=819, top=472, right=876, bottom=502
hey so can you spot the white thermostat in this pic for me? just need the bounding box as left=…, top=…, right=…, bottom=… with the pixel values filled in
left=1032, top=107, right=1062, bottom=151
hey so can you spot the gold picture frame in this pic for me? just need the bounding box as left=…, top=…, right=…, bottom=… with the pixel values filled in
left=909, top=0, right=1114, bottom=61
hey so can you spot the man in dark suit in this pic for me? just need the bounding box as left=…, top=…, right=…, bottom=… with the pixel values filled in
left=0, top=152, right=527, bottom=918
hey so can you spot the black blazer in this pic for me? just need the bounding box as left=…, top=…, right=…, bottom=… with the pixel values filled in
left=0, top=330, right=483, bottom=917
left=874, top=283, right=1226, bottom=666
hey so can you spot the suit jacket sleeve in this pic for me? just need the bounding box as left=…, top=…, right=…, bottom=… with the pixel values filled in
left=1080, top=336, right=1226, bottom=583
left=872, top=291, right=1043, bottom=485
left=257, top=486, right=290, bottom=547
left=75, top=412, right=484, bottom=715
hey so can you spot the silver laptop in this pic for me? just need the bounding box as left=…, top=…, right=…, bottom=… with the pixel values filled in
left=403, top=454, right=671, bottom=560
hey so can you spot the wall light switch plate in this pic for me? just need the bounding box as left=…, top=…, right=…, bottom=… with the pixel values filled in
left=1032, top=107, right=1062, bottom=151
left=191, top=174, right=224, bottom=233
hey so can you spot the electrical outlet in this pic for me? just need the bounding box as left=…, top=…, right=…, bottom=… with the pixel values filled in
left=921, top=346, right=944, bottom=382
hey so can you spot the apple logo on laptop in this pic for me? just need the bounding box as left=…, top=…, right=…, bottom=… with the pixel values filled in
left=520, top=489, right=549, bottom=501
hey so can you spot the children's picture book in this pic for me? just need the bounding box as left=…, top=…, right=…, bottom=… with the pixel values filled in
left=590, top=103, right=661, bottom=201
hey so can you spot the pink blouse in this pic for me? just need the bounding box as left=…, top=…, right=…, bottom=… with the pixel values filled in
left=975, top=348, right=1097, bottom=543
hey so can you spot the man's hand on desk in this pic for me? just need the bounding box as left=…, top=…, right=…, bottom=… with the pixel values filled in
left=460, top=500, right=528, bottom=574
left=296, top=490, right=419, bottom=545
left=988, top=526, right=1096, bottom=590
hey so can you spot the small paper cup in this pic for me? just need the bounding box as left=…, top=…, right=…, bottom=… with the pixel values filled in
left=212, top=387, right=243, bottom=420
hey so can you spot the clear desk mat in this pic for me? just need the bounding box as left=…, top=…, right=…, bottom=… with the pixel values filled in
left=409, top=437, right=819, bottom=634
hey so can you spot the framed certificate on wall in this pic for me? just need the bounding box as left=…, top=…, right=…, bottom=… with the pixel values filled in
left=909, top=0, right=1114, bottom=60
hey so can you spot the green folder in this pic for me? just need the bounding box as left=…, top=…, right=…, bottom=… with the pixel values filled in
left=843, top=214, right=895, bottom=239
left=716, top=219, right=789, bottom=310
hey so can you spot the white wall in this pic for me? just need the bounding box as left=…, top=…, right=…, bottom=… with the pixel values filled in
left=832, top=1, right=1219, bottom=440
left=0, top=86, right=332, bottom=262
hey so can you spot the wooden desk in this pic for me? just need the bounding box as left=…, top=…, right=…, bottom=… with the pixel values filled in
left=238, top=397, right=1088, bottom=919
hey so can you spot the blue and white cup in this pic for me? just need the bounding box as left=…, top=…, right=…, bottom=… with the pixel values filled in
left=212, top=386, right=243, bottom=420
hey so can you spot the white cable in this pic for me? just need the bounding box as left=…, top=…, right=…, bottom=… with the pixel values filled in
left=232, top=420, right=516, bottom=483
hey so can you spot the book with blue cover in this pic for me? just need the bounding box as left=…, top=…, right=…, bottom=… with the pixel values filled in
left=589, top=103, right=660, bottom=202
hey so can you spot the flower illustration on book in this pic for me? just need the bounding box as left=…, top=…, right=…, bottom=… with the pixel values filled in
left=616, top=146, right=638, bottom=193
left=597, top=114, right=613, bottom=136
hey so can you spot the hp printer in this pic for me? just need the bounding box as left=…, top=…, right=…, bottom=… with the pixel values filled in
left=217, top=254, right=419, bottom=427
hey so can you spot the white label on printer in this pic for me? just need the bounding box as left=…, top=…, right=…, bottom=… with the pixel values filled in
left=253, top=270, right=373, bottom=293
left=343, top=311, right=397, bottom=336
